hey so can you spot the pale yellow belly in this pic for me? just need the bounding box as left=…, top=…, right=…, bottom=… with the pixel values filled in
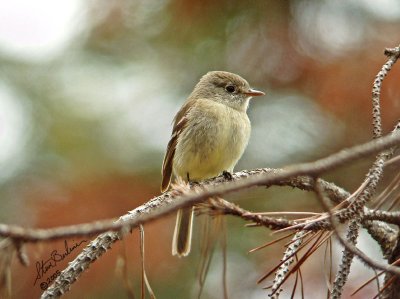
left=173, top=103, right=250, bottom=181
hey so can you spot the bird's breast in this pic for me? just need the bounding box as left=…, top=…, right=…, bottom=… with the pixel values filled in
left=173, top=101, right=250, bottom=181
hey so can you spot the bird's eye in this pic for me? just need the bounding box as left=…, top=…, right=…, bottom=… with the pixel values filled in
left=225, top=85, right=236, bottom=93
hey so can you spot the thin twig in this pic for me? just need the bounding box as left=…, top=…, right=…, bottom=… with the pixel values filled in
left=315, top=180, right=400, bottom=278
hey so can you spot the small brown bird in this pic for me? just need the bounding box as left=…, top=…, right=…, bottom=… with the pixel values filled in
left=161, top=71, right=265, bottom=257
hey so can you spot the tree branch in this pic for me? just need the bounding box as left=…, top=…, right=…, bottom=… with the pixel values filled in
left=37, top=132, right=400, bottom=298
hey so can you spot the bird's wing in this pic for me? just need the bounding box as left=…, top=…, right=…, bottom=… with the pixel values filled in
left=161, top=100, right=194, bottom=192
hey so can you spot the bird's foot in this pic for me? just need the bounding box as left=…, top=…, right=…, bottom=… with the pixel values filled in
left=222, top=170, right=234, bottom=181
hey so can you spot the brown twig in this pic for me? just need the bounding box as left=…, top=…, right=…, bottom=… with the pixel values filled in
left=269, top=231, right=306, bottom=298
left=372, top=45, right=400, bottom=138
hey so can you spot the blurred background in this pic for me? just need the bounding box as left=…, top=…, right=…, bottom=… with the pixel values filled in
left=1, top=0, right=400, bottom=298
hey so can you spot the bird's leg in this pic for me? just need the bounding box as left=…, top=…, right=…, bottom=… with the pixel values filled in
left=222, top=170, right=233, bottom=181
left=187, top=172, right=200, bottom=188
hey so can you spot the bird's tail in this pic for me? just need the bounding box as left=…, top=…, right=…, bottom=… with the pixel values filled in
left=172, top=207, right=194, bottom=257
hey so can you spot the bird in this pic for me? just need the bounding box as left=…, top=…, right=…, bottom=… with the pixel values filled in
left=161, top=71, right=265, bottom=257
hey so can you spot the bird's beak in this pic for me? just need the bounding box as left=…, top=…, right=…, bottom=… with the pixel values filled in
left=244, top=89, right=265, bottom=97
